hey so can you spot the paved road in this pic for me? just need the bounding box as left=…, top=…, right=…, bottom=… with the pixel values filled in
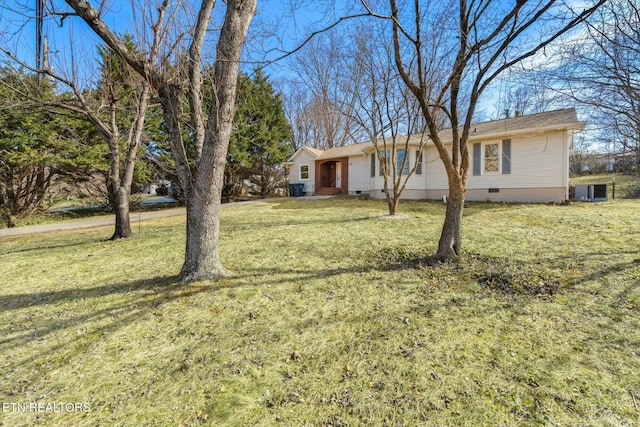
left=0, top=199, right=270, bottom=238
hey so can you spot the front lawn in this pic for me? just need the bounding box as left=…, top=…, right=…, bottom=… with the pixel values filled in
left=1, top=197, right=639, bottom=426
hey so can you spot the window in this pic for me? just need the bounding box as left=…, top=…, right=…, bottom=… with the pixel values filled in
left=379, top=150, right=390, bottom=176
left=502, top=139, right=511, bottom=174
left=483, top=143, right=500, bottom=174
left=415, top=150, right=423, bottom=175
left=300, top=164, right=309, bottom=180
left=370, top=153, right=376, bottom=177
left=377, top=149, right=411, bottom=176
left=473, top=140, right=511, bottom=176
left=397, top=149, right=410, bottom=175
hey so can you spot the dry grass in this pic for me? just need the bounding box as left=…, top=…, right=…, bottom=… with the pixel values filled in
left=1, top=197, right=639, bottom=426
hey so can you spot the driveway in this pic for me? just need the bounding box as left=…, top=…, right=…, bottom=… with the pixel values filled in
left=0, top=199, right=270, bottom=238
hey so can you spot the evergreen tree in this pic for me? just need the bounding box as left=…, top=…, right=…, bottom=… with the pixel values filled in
left=226, top=70, right=292, bottom=199
left=0, top=68, right=101, bottom=226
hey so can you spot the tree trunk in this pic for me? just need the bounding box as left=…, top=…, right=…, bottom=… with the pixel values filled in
left=110, top=187, right=132, bottom=240
left=177, top=0, right=256, bottom=282
left=109, top=83, right=148, bottom=241
left=387, top=196, right=400, bottom=216
left=181, top=183, right=228, bottom=282
left=436, top=181, right=465, bottom=259
left=61, top=0, right=256, bottom=281
left=1, top=209, right=15, bottom=228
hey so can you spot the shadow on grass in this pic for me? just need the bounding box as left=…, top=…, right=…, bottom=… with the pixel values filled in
left=546, top=250, right=640, bottom=302
left=4, top=244, right=637, bottom=366
left=0, top=274, right=210, bottom=371
left=270, top=196, right=372, bottom=210
left=223, top=214, right=382, bottom=234
left=1, top=240, right=97, bottom=256
left=0, top=275, right=182, bottom=313
left=623, top=187, right=640, bottom=199
left=229, top=246, right=640, bottom=302
left=215, top=253, right=428, bottom=294
left=580, top=257, right=640, bottom=308
left=269, top=196, right=532, bottom=219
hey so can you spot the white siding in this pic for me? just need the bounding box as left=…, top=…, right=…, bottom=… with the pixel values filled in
left=468, top=130, right=568, bottom=190
left=369, top=149, right=428, bottom=192
left=348, top=155, right=370, bottom=194
left=288, top=128, right=572, bottom=202
left=423, top=130, right=570, bottom=193
left=289, top=150, right=317, bottom=194
left=424, top=145, right=449, bottom=190
left=404, top=149, right=428, bottom=190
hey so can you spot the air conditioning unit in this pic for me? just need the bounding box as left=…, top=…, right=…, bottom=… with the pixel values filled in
left=574, top=184, right=607, bottom=201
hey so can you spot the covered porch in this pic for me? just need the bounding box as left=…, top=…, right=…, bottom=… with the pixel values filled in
left=314, top=157, right=349, bottom=196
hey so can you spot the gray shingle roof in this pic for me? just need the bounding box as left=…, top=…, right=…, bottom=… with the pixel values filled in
left=288, top=108, right=584, bottom=161
left=449, top=108, right=584, bottom=142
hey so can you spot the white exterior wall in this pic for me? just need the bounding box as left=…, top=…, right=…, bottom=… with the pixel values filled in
left=368, top=148, right=428, bottom=196
left=424, top=145, right=449, bottom=190
left=289, top=150, right=317, bottom=195
left=348, top=155, right=371, bottom=195
left=423, top=130, right=571, bottom=202
left=467, top=130, right=569, bottom=190
left=287, top=128, right=572, bottom=202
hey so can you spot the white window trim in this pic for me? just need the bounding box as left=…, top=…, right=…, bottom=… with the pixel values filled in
left=370, top=153, right=376, bottom=178
left=299, top=163, right=310, bottom=180
left=379, top=150, right=391, bottom=176
left=482, top=141, right=501, bottom=175
left=377, top=149, right=413, bottom=176
left=397, top=149, right=410, bottom=175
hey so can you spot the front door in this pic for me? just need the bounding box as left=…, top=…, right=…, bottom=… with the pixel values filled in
left=315, top=157, right=348, bottom=195
left=321, top=161, right=337, bottom=188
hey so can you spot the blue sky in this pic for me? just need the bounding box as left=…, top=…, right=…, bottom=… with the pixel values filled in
left=1, top=0, right=135, bottom=86
left=0, top=0, right=596, bottom=136
left=0, top=0, right=326, bottom=83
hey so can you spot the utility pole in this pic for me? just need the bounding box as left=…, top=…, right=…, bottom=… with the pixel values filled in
left=35, top=0, right=44, bottom=81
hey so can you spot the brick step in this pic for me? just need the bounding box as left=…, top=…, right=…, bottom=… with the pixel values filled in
left=315, top=187, right=341, bottom=196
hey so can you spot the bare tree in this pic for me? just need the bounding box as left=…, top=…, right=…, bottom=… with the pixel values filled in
left=345, top=23, right=427, bottom=215
left=279, top=79, right=314, bottom=150
left=0, top=15, right=150, bottom=240
left=493, top=80, right=561, bottom=119
left=359, top=0, right=606, bottom=260
left=58, top=68, right=150, bottom=241
left=550, top=0, right=640, bottom=165
left=570, top=134, right=609, bottom=176
left=91, top=41, right=151, bottom=240
left=61, top=0, right=257, bottom=281
left=289, top=33, right=359, bottom=149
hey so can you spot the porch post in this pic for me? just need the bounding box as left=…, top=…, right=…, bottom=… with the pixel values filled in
left=341, top=157, right=349, bottom=195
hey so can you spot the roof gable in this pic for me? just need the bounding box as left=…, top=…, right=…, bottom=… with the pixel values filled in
left=286, top=146, right=324, bottom=162
left=316, top=142, right=373, bottom=159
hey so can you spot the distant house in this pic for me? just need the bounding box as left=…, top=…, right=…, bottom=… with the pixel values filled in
left=284, top=108, right=585, bottom=203
left=586, top=151, right=637, bottom=174
left=140, top=180, right=176, bottom=197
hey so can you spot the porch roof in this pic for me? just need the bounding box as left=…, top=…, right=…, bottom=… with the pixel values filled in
left=316, top=142, right=373, bottom=160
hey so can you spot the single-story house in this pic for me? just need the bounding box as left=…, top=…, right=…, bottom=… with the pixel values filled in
left=284, top=108, right=585, bottom=203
